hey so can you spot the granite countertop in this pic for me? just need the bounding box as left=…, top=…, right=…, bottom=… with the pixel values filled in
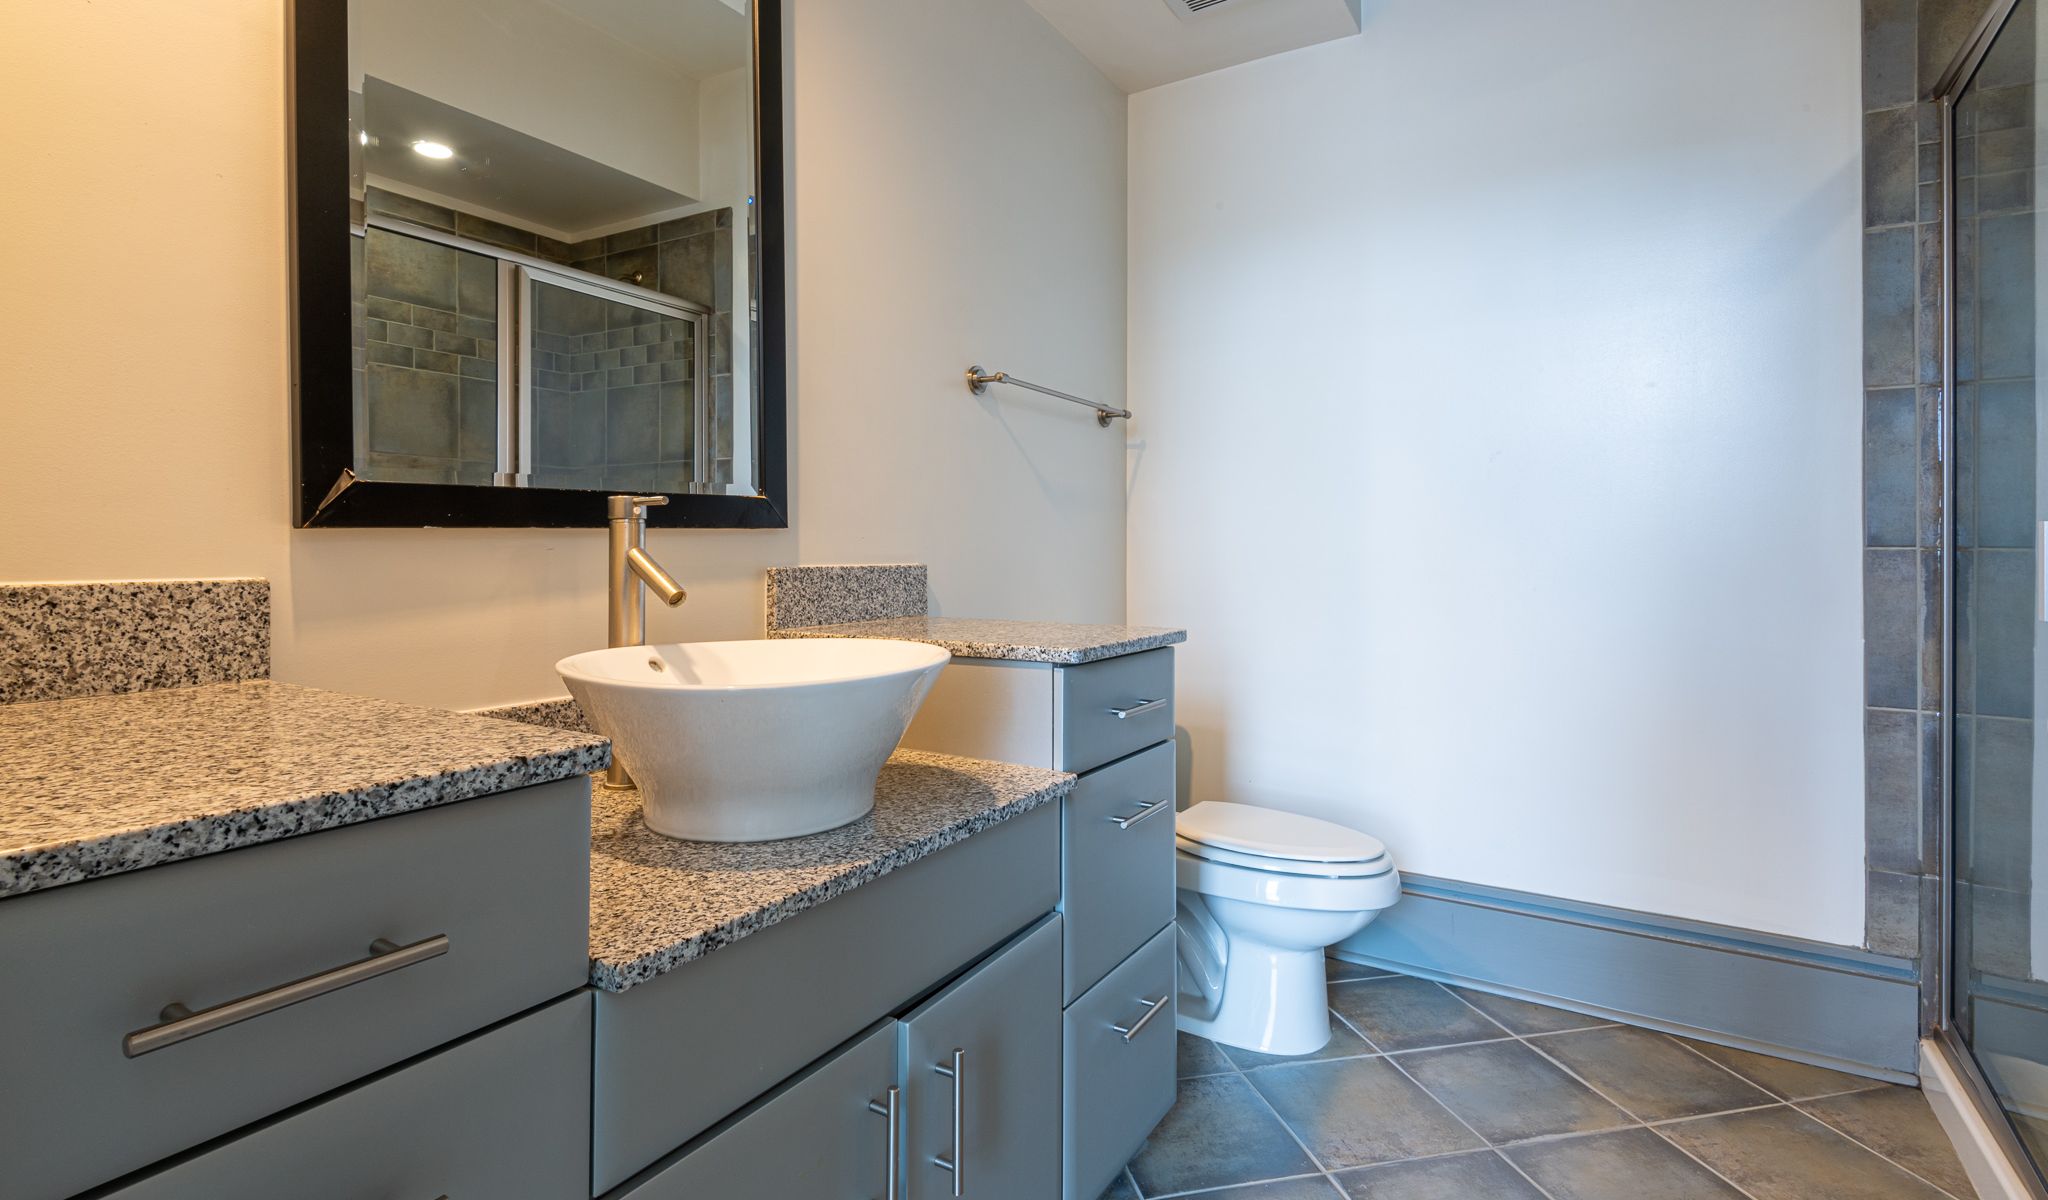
left=772, top=616, right=1186, bottom=665
left=0, top=680, right=610, bottom=899
left=588, top=750, right=1073, bottom=991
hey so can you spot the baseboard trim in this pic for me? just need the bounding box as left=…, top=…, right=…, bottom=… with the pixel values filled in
left=1335, top=873, right=1921, bottom=1078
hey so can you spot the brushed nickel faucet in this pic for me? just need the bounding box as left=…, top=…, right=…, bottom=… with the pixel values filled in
left=605, top=494, right=688, bottom=788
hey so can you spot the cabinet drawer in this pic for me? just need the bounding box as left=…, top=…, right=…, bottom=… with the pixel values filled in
left=0, top=778, right=590, bottom=1200
left=1062, top=742, right=1176, bottom=1002
left=101, top=992, right=591, bottom=1200
left=1063, top=924, right=1177, bottom=1200
left=1054, top=648, right=1174, bottom=773
left=614, top=1020, right=899, bottom=1200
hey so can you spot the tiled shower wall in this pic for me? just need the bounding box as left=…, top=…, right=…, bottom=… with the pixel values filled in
left=567, top=210, right=737, bottom=486
left=1951, top=5, right=2039, bottom=988
left=350, top=187, right=737, bottom=487
left=1860, top=0, right=1989, bottom=1008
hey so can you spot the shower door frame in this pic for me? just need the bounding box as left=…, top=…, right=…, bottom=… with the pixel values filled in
left=1930, top=1, right=2048, bottom=1192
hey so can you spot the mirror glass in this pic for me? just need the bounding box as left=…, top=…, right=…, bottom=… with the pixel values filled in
left=344, top=0, right=757, bottom=496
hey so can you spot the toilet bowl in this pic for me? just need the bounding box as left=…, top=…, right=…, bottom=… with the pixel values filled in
left=1175, top=801, right=1400, bottom=1056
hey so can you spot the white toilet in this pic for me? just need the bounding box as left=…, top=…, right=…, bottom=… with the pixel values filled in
left=1175, top=801, right=1400, bottom=1056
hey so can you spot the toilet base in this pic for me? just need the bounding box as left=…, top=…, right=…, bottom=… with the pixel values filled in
left=1178, top=940, right=1334, bottom=1056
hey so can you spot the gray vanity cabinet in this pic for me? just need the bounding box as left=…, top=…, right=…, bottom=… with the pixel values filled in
left=615, top=917, right=1064, bottom=1200
left=899, top=915, right=1064, bottom=1200
left=98, top=992, right=592, bottom=1200
left=605, top=1019, right=901, bottom=1200
left=0, top=777, right=591, bottom=1200
left=900, top=647, right=1180, bottom=1200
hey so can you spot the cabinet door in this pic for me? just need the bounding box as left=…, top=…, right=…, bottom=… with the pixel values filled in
left=618, top=1019, right=900, bottom=1200
left=900, top=916, right=1063, bottom=1200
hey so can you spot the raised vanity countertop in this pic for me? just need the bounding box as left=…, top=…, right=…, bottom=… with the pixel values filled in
left=587, top=750, right=1073, bottom=991
left=0, top=681, right=610, bottom=899
left=771, top=616, right=1186, bottom=665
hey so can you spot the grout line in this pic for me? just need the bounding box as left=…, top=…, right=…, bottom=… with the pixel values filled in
left=1432, top=980, right=1523, bottom=1040
left=1503, top=1020, right=1766, bottom=1200
left=1789, top=1100, right=1974, bottom=1200
left=1373, top=1048, right=1563, bottom=1200
left=1237, top=1057, right=1337, bottom=1176
left=1663, top=1033, right=1890, bottom=1105
left=1142, top=1171, right=1336, bottom=1199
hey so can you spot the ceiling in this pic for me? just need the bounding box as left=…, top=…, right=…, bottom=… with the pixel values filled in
left=361, top=78, right=691, bottom=237
left=1022, top=0, right=1362, bottom=93
left=536, top=0, right=749, bottom=82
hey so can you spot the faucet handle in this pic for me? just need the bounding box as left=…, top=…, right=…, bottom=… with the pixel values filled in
left=607, top=494, right=670, bottom=520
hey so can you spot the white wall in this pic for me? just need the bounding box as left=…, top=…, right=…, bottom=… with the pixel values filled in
left=0, top=0, right=1126, bottom=711
left=1126, top=0, right=1866, bottom=943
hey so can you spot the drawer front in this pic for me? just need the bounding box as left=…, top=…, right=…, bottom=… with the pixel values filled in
left=0, top=777, right=591, bottom=1200
left=616, top=1020, right=899, bottom=1200
left=1062, top=741, right=1177, bottom=1003
left=103, top=992, right=592, bottom=1200
left=1063, top=924, right=1177, bottom=1200
left=1054, top=648, right=1174, bottom=773
left=592, top=800, right=1061, bottom=1194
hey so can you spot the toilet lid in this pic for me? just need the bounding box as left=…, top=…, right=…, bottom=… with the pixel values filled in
left=1176, top=836, right=1393, bottom=879
left=1176, top=801, right=1388, bottom=865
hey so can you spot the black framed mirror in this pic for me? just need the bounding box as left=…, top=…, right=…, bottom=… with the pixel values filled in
left=288, top=0, right=786, bottom=528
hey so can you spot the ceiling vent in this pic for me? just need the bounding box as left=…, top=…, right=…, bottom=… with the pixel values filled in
left=1162, top=0, right=1244, bottom=20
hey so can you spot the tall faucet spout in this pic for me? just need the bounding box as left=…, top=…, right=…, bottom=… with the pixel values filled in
left=627, top=546, right=688, bottom=608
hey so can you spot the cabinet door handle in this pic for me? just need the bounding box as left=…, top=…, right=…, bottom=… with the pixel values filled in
left=1112, top=995, right=1170, bottom=1043
left=1109, top=798, right=1170, bottom=830
left=867, top=1085, right=900, bottom=1200
left=1107, top=697, right=1167, bottom=719
left=932, top=1048, right=965, bottom=1197
left=123, top=934, right=450, bottom=1057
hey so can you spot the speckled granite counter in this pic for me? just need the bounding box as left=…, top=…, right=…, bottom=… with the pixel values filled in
left=771, top=616, right=1186, bottom=665
left=588, top=750, right=1072, bottom=991
left=0, top=681, right=609, bottom=899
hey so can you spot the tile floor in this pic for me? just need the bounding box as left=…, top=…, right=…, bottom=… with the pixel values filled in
left=1099, top=962, right=1977, bottom=1199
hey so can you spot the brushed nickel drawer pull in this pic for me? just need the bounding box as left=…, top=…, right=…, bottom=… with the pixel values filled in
left=123, top=934, right=450, bottom=1058
left=1107, top=697, right=1166, bottom=719
left=1112, top=995, right=1170, bottom=1043
left=1109, top=799, right=1169, bottom=830
left=932, top=1048, right=965, bottom=1196
left=868, top=1085, right=901, bottom=1200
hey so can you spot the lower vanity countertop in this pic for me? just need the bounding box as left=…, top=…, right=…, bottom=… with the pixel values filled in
left=587, top=750, right=1074, bottom=991
left=0, top=680, right=611, bottom=899
left=769, top=615, right=1186, bottom=665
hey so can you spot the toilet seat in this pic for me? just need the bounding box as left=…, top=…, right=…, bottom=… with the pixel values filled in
left=1176, top=837, right=1392, bottom=879
left=1176, top=802, right=1390, bottom=877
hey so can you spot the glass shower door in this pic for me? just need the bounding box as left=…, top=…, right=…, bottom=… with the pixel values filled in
left=1950, top=0, right=2048, bottom=1176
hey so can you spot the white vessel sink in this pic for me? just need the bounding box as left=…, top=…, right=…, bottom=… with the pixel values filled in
left=556, top=638, right=950, bottom=842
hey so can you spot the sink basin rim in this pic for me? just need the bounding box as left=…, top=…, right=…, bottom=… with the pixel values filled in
left=556, top=638, right=952, bottom=693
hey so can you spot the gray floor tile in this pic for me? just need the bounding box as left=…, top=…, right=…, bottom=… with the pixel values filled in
left=1128, top=1073, right=1320, bottom=1196
left=1397, top=1040, right=1634, bottom=1144
left=1800, top=1085, right=1976, bottom=1198
left=1676, top=1038, right=1887, bottom=1101
left=1223, top=1014, right=1378, bottom=1069
left=1657, top=1106, right=1953, bottom=1200
left=1180, top=1031, right=1238, bottom=1077
left=1327, top=955, right=1393, bottom=983
left=1535, top=1026, right=1775, bottom=1121
left=1189, top=1175, right=1349, bottom=1199
left=1097, top=1167, right=1139, bottom=1199
left=1334, top=1149, right=1545, bottom=1198
left=1329, top=978, right=1506, bottom=1052
left=1507, top=1128, right=1746, bottom=1199
left=1449, top=986, right=1613, bottom=1035
left=1247, top=1057, right=1484, bottom=1169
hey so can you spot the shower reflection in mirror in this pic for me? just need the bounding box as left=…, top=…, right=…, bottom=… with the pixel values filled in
left=344, top=0, right=757, bottom=495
